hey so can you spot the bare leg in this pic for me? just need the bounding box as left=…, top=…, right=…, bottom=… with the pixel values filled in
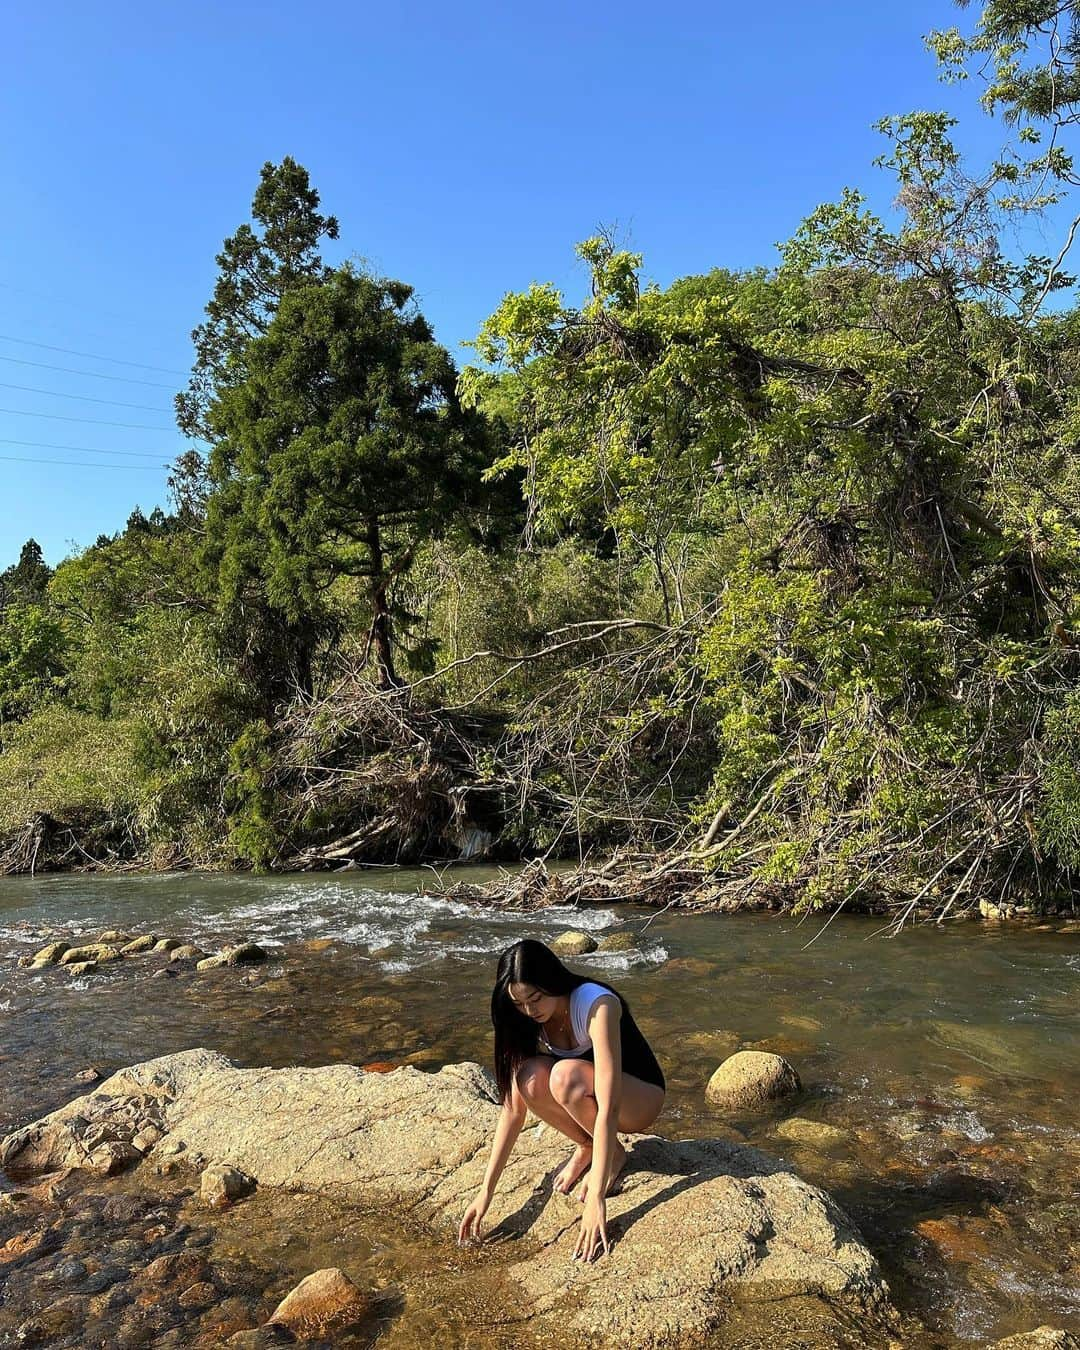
left=515, top=1057, right=594, bottom=1193
left=548, top=1059, right=664, bottom=1202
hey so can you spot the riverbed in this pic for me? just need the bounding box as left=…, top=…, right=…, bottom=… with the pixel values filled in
left=1, top=868, right=1077, bottom=1346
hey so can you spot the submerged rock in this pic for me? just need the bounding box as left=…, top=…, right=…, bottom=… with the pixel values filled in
left=267, top=1267, right=372, bottom=1339
left=0, top=1048, right=896, bottom=1347
left=549, top=930, right=598, bottom=956
left=171, top=945, right=207, bottom=963
left=706, top=1050, right=802, bottom=1110
left=152, top=938, right=182, bottom=953
left=66, top=961, right=98, bottom=976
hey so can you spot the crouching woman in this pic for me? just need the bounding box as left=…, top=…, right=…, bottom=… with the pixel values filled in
left=458, top=938, right=665, bottom=1262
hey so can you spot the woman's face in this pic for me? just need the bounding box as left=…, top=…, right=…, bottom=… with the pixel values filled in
left=507, top=981, right=561, bottom=1024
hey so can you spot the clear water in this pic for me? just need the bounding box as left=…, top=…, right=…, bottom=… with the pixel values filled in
left=1, top=868, right=1077, bottom=1346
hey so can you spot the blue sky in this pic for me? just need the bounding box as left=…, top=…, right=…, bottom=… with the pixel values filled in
left=0, top=0, right=1058, bottom=566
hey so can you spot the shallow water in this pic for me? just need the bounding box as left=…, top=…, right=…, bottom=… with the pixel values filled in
left=0, top=867, right=1077, bottom=1346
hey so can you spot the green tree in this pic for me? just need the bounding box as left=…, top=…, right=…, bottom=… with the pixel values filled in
left=202, top=264, right=486, bottom=691
left=0, top=539, right=52, bottom=610
left=172, top=158, right=340, bottom=511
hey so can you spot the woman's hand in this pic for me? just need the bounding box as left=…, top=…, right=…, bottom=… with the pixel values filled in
left=458, top=1188, right=491, bottom=1245
left=573, top=1195, right=610, bottom=1262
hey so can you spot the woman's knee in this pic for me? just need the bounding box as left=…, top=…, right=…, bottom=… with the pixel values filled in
left=549, top=1058, right=592, bottom=1106
left=515, top=1056, right=552, bottom=1102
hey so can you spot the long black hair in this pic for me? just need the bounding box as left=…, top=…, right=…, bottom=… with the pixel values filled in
left=491, top=938, right=622, bottom=1103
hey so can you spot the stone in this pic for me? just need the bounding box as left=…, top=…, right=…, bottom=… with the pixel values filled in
left=132, top=1124, right=163, bottom=1152
left=139, top=1251, right=212, bottom=1289
left=170, top=945, right=206, bottom=963
left=549, top=930, right=598, bottom=956
left=151, top=968, right=178, bottom=980
left=88, top=1140, right=141, bottom=1175
left=121, top=935, right=158, bottom=955
left=596, top=930, right=638, bottom=952
left=30, top=941, right=70, bottom=965
left=177, top=1279, right=217, bottom=1309
left=773, top=1117, right=850, bottom=1147
left=59, top=944, right=123, bottom=965
left=224, top=942, right=270, bottom=965
left=195, top=952, right=227, bottom=970
left=75, top=1067, right=102, bottom=1083
left=267, top=1267, right=373, bottom=1339
left=15, top=1294, right=89, bottom=1343
left=0, top=1048, right=896, bottom=1348
left=200, top=1161, right=256, bottom=1207
left=67, top=961, right=98, bottom=976
left=991, top=1332, right=1079, bottom=1349
left=152, top=938, right=182, bottom=952
left=705, top=1051, right=802, bottom=1110
left=38, top=1256, right=87, bottom=1287
left=225, top=1329, right=296, bottom=1347
left=98, top=930, right=132, bottom=943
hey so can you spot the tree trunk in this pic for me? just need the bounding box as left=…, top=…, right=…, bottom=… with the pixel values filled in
left=367, top=520, right=399, bottom=690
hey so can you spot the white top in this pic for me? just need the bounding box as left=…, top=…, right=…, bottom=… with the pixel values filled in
left=538, top=982, right=617, bottom=1058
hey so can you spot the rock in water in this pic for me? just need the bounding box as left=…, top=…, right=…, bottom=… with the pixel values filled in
left=0, top=1049, right=895, bottom=1348
left=225, top=942, right=269, bottom=966
left=706, top=1050, right=802, bottom=1110
left=152, top=938, right=182, bottom=952
left=597, top=930, right=637, bottom=952
left=200, top=1162, right=256, bottom=1207
left=59, top=944, right=123, bottom=965
left=268, top=1267, right=372, bottom=1339
left=171, top=945, right=207, bottom=963
left=120, top=934, right=157, bottom=954
left=30, top=941, right=70, bottom=966
left=549, top=930, right=598, bottom=956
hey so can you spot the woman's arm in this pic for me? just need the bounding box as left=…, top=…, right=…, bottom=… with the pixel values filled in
left=575, top=995, right=621, bottom=1261
left=458, top=1079, right=527, bottom=1242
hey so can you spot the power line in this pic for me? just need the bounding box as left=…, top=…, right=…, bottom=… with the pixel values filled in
left=0, top=382, right=171, bottom=413
left=0, top=332, right=187, bottom=377
left=0, top=437, right=172, bottom=460
left=0, top=453, right=164, bottom=471
left=0, top=353, right=176, bottom=390
left=0, top=407, right=174, bottom=431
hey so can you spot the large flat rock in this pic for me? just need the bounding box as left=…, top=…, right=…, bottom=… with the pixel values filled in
left=1, top=1049, right=897, bottom=1346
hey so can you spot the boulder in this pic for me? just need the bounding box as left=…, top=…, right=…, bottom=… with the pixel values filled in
left=59, top=944, right=123, bottom=965
left=152, top=938, right=182, bottom=952
left=171, top=945, right=207, bottom=963
left=30, top=941, right=70, bottom=966
left=705, top=1051, right=802, bottom=1110
left=201, top=1161, right=256, bottom=1207
left=196, top=952, right=227, bottom=970
left=596, top=931, right=638, bottom=953
left=0, top=1049, right=895, bottom=1348
left=549, top=930, right=598, bottom=956
left=225, top=942, right=270, bottom=965
left=66, top=961, right=98, bottom=976
left=120, top=934, right=158, bottom=955
left=267, top=1267, right=372, bottom=1339
left=97, top=929, right=132, bottom=943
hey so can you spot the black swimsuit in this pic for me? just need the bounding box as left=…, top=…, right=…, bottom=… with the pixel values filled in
left=538, top=980, right=665, bottom=1091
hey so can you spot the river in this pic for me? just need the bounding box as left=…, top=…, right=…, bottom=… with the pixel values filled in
left=0, top=868, right=1077, bottom=1346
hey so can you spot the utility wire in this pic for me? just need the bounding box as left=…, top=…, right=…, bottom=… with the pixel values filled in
left=0, top=332, right=186, bottom=377
left=0, top=353, right=176, bottom=389
left=0, top=381, right=170, bottom=413
left=0, top=437, right=172, bottom=460
left=0, top=407, right=174, bottom=431
left=0, top=453, right=164, bottom=471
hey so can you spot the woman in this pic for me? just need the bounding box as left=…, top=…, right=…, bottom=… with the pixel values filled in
left=458, top=938, right=665, bottom=1262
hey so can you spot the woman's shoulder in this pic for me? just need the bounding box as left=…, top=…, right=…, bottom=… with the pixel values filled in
left=571, top=981, right=621, bottom=1027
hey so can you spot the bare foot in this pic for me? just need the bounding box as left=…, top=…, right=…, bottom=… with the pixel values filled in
left=577, top=1140, right=627, bottom=1203
left=554, top=1144, right=592, bottom=1194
